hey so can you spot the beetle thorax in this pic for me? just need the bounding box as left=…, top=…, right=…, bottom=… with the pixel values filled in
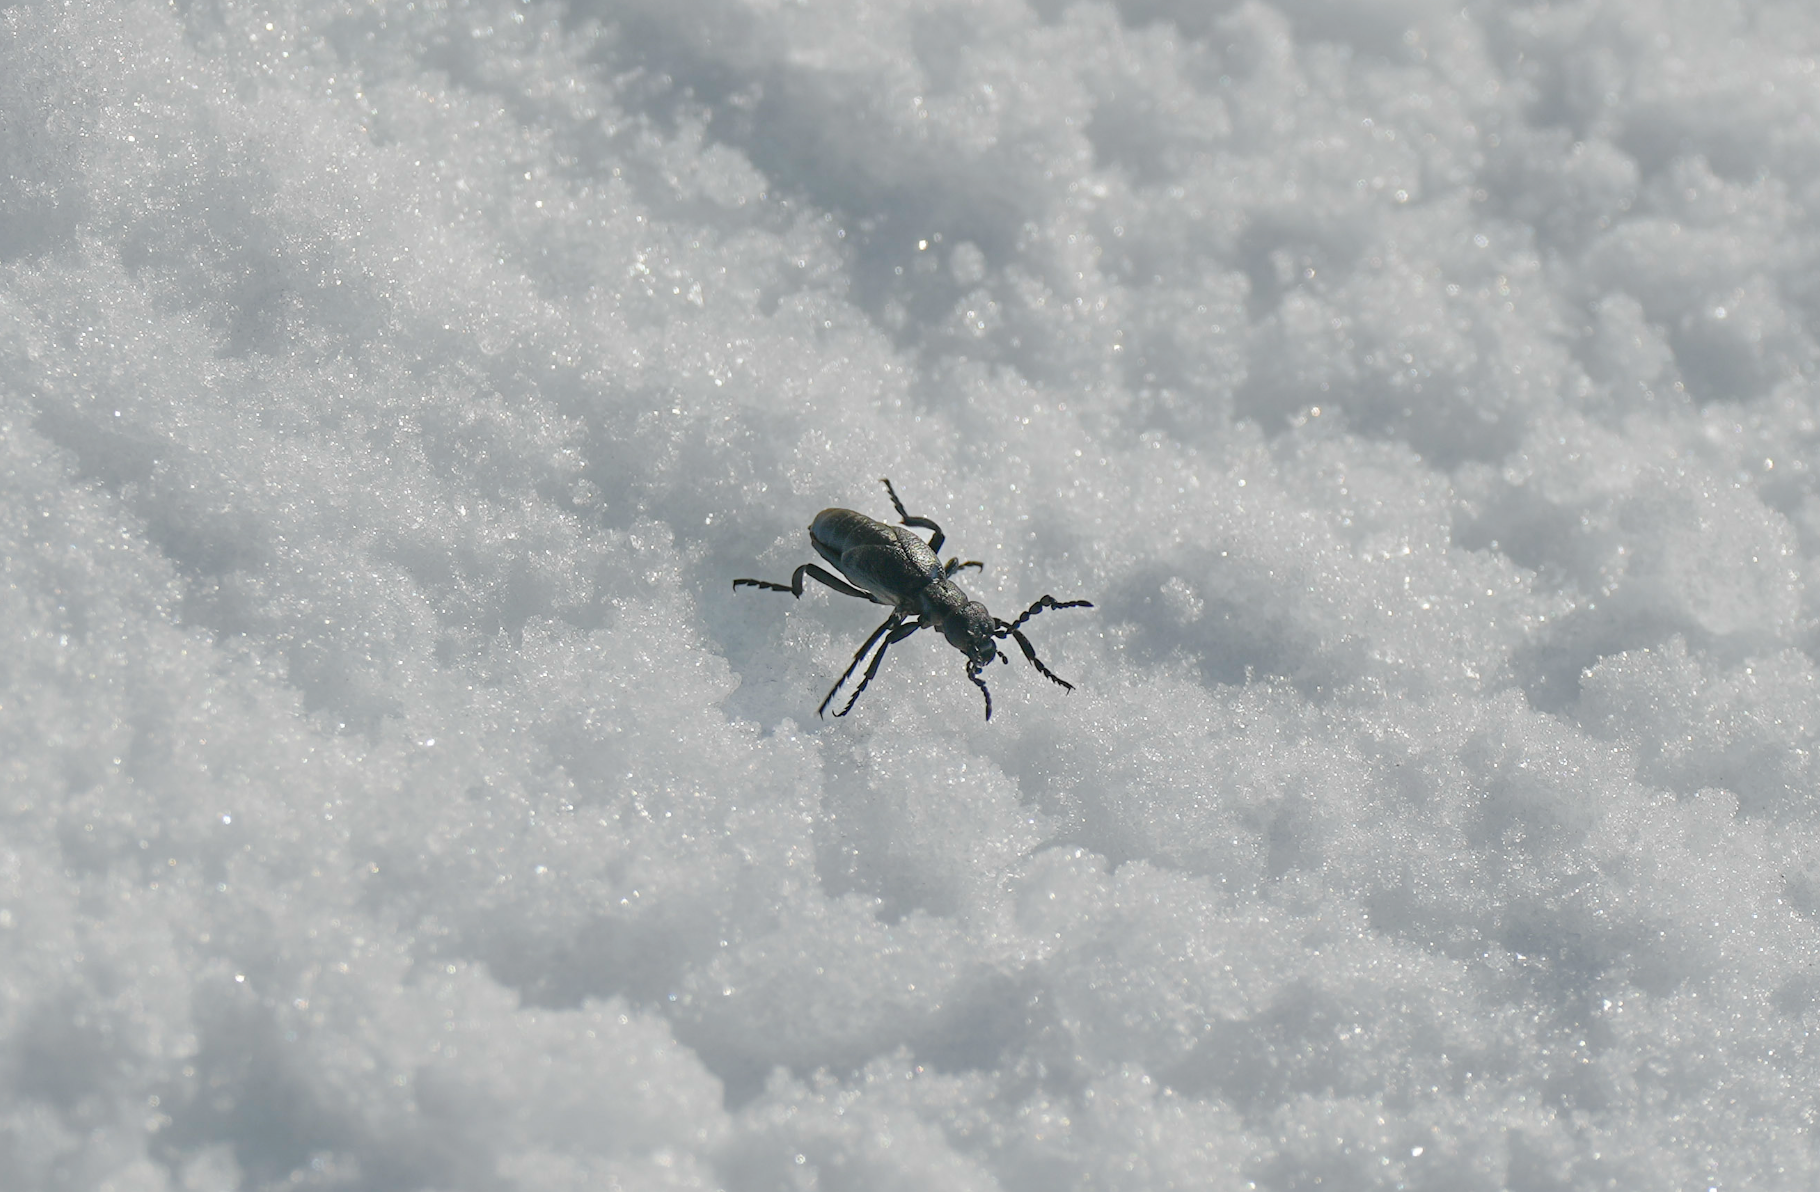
left=920, top=580, right=999, bottom=666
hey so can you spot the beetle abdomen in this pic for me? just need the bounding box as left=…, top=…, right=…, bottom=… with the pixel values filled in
left=809, top=507, right=896, bottom=559
left=811, top=508, right=942, bottom=605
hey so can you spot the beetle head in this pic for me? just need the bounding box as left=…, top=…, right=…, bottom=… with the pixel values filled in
left=941, top=600, right=999, bottom=666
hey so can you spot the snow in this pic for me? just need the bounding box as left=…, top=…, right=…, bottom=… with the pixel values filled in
left=4, top=0, right=1820, bottom=1187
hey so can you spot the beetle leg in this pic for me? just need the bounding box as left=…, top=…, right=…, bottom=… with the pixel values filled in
left=818, top=611, right=902, bottom=717
left=944, top=557, right=984, bottom=577
left=879, top=478, right=947, bottom=555
left=735, top=563, right=883, bottom=604
left=833, top=620, right=922, bottom=717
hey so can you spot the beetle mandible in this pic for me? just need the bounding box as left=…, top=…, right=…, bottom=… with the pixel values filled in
left=733, top=479, right=1092, bottom=719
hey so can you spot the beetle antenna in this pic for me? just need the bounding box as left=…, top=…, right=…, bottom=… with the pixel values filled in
left=1005, top=594, right=1094, bottom=632
left=967, top=660, right=993, bottom=720
left=998, top=624, right=1076, bottom=691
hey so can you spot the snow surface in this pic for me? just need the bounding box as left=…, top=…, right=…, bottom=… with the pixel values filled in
left=5, top=0, right=1820, bottom=1187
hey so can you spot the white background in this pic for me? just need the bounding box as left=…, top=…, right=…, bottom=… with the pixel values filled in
left=4, top=0, right=1818, bottom=1188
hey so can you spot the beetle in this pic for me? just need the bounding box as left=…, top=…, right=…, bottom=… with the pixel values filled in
left=733, top=478, right=1092, bottom=719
